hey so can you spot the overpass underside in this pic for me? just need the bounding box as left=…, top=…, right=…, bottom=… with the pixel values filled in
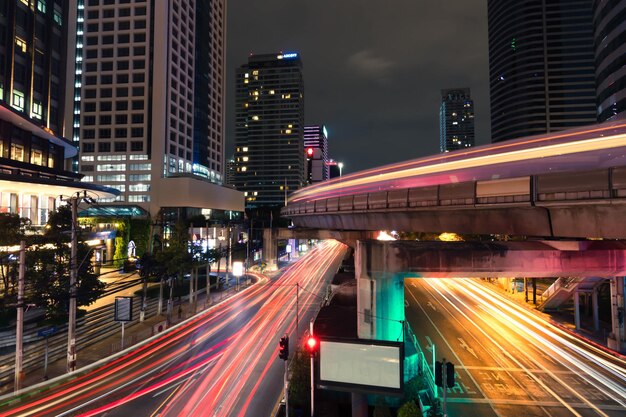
left=355, top=240, right=626, bottom=353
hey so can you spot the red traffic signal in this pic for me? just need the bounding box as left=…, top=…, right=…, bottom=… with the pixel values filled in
left=279, top=336, right=289, bottom=360
left=305, top=336, right=318, bottom=356
left=306, top=147, right=314, bottom=157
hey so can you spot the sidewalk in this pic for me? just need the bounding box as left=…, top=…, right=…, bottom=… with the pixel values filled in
left=3, top=281, right=244, bottom=395
left=485, top=278, right=616, bottom=354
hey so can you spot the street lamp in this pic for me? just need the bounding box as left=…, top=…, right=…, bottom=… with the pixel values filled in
left=338, top=162, right=344, bottom=178
left=59, top=190, right=96, bottom=373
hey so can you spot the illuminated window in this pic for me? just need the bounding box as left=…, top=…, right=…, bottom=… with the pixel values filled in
left=244, top=73, right=249, bottom=78
left=284, top=129, right=292, bottom=134
left=242, top=147, right=248, bottom=152
left=241, top=166, right=247, bottom=172
left=31, top=101, right=42, bottom=119
left=20, top=0, right=29, bottom=5
left=37, top=0, right=46, bottom=13
left=12, top=90, right=25, bottom=111
left=48, top=155, right=54, bottom=168
left=269, top=90, right=275, bottom=95
left=15, top=37, right=27, bottom=53
left=53, top=9, right=62, bottom=26
left=0, top=83, right=3, bottom=100
left=252, top=70, right=259, bottom=76
left=31, top=149, right=43, bottom=166
left=251, top=115, right=259, bottom=121
left=242, top=156, right=248, bottom=162
left=10, top=144, right=24, bottom=161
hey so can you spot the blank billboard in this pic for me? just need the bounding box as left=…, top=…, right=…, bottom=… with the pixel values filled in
left=319, top=340, right=402, bottom=391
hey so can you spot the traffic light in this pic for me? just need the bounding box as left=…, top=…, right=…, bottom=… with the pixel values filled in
left=435, top=361, right=443, bottom=387
left=446, top=362, right=455, bottom=388
left=279, top=336, right=289, bottom=360
left=305, top=335, right=318, bottom=357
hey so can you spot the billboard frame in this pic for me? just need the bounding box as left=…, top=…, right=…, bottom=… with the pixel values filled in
left=316, top=337, right=404, bottom=396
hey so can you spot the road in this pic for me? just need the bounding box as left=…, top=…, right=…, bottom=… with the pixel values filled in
left=0, top=240, right=347, bottom=417
left=405, top=278, right=626, bottom=417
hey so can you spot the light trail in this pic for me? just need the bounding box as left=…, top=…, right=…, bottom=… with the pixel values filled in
left=288, top=120, right=626, bottom=202
left=413, top=278, right=626, bottom=416
left=0, top=241, right=346, bottom=417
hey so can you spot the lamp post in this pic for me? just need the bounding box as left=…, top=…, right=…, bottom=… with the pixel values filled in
left=60, top=191, right=96, bottom=373
left=338, top=162, right=344, bottom=178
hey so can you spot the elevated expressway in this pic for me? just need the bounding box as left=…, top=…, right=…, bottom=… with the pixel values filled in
left=281, top=121, right=626, bottom=353
left=282, top=121, right=626, bottom=239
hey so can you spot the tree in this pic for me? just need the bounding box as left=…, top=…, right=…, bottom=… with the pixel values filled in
left=0, top=213, right=27, bottom=318
left=373, top=398, right=392, bottom=417
left=27, top=206, right=105, bottom=319
left=288, top=347, right=311, bottom=413
left=398, top=401, right=421, bottom=417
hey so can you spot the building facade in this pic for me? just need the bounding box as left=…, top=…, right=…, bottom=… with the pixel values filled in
left=234, top=52, right=305, bottom=208
left=68, top=0, right=241, bottom=217
left=488, top=0, right=597, bottom=142
left=304, top=125, right=329, bottom=182
left=593, top=0, right=626, bottom=122
left=0, top=0, right=116, bottom=226
left=439, top=88, right=475, bottom=152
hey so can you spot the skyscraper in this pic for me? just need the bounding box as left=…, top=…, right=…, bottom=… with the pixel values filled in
left=439, top=89, right=475, bottom=152
left=70, top=0, right=241, bottom=217
left=1, top=0, right=69, bottom=137
left=304, top=125, right=329, bottom=182
left=593, top=0, right=626, bottom=122
left=488, top=0, right=597, bottom=142
left=0, top=0, right=117, bottom=225
left=234, top=52, right=305, bottom=208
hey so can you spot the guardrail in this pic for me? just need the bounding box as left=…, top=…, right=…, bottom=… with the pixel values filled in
left=283, top=167, right=626, bottom=216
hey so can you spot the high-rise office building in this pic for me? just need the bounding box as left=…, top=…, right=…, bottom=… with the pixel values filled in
left=488, top=0, right=597, bottom=142
left=69, top=0, right=241, bottom=217
left=234, top=52, right=305, bottom=207
left=593, top=0, right=626, bottom=122
left=304, top=125, right=329, bottom=182
left=0, top=0, right=117, bottom=225
left=439, top=89, right=475, bottom=152
left=1, top=0, right=69, bottom=137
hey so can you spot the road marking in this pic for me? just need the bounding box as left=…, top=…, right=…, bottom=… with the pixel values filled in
left=153, top=380, right=185, bottom=397
left=427, top=301, right=437, bottom=312
left=425, top=336, right=434, bottom=352
left=458, top=337, right=478, bottom=359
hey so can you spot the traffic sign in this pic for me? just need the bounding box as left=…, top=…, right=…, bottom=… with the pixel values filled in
left=37, top=326, right=58, bottom=338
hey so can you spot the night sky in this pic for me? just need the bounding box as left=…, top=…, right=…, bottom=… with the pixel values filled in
left=226, top=1, right=490, bottom=173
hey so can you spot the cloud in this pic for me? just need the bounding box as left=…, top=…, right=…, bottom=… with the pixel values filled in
left=346, top=50, right=396, bottom=80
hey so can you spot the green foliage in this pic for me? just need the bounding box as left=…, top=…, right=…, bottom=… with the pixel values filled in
left=113, top=219, right=130, bottom=268
left=155, top=221, right=193, bottom=279
left=404, top=376, right=426, bottom=403
left=288, top=347, right=311, bottom=411
left=25, top=205, right=105, bottom=319
left=398, top=401, right=420, bottom=417
left=129, top=218, right=150, bottom=257
left=373, top=398, right=392, bottom=417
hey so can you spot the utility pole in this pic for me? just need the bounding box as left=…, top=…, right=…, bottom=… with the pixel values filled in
left=14, top=241, right=25, bottom=392
left=310, top=320, right=315, bottom=417
left=67, top=194, right=78, bottom=373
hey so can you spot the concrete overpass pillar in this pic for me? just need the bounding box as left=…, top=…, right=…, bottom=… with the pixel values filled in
left=574, top=290, right=581, bottom=331
left=608, top=277, right=626, bottom=353
left=262, top=228, right=278, bottom=271
left=592, top=287, right=600, bottom=332
left=355, top=241, right=405, bottom=341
